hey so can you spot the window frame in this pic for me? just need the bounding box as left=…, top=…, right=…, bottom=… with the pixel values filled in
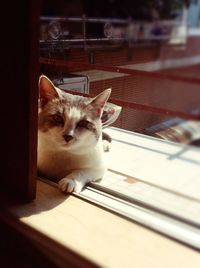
left=1, top=0, right=41, bottom=201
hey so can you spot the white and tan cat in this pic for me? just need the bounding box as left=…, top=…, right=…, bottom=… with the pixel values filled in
left=38, top=75, right=120, bottom=193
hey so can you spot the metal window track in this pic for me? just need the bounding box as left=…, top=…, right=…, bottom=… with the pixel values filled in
left=39, top=178, right=200, bottom=251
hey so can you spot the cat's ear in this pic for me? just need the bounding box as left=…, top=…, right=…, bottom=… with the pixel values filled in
left=39, top=75, right=59, bottom=107
left=101, top=102, right=122, bottom=128
left=89, top=88, right=111, bottom=118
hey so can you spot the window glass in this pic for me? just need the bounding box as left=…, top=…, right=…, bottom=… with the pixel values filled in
left=40, top=0, right=200, bottom=147
left=39, top=1, right=200, bottom=247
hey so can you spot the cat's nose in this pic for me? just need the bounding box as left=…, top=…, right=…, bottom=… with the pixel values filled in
left=63, top=134, right=74, bottom=143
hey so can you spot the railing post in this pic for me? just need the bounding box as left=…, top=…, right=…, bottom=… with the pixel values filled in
left=82, top=14, right=87, bottom=50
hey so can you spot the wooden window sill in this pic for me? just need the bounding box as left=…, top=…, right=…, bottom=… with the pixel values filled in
left=0, top=180, right=200, bottom=268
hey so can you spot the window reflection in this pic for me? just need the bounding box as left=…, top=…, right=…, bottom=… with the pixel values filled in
left=40, top=0, right=200, bottom=147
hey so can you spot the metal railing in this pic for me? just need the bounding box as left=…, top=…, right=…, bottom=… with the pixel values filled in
left=40, top=15, right=177, bottom=49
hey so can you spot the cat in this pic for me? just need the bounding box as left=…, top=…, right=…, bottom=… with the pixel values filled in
left=38, top=75, right=121, bottom=193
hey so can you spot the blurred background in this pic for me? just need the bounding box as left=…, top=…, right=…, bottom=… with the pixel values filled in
left=39, top=0, right=200, bottom=146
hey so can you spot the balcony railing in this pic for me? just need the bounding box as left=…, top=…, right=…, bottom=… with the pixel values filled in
left=40, top=15, right=180, bottom=50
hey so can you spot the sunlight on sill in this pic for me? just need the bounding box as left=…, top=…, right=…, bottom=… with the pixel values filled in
left=4, top=179, right=200, bottom=268
left=103, top=127, right=200, bottom=200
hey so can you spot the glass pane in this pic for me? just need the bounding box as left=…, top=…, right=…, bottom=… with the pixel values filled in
left=40, top=0, right=200, bottom=147
left=39, top=1, right=200, bottom=247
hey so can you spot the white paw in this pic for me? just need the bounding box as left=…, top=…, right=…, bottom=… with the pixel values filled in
left=58, top=178, right=75, bottom=193
left=58, top=178, right=83, bottom=193
left=103, top=140, right=111, bottom=152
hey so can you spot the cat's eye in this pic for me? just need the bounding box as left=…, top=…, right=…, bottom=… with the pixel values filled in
left=76, top=119, right=93, bottom=130
left=51, top=114, right=64, bottom=125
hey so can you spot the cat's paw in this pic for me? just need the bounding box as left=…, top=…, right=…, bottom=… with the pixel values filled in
left=58, top=178, right=75, bottom=193
left=103, top=139, right=111, bottom=152
left=58, top=178, right=83, bottom=193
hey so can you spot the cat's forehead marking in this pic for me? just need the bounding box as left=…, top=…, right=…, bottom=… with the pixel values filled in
left=59, top=92, right=90, bottom=120
left=67, top=106, right=84, bottom=120
left=43, top=90, right=93, bottom=122
left=61, top=90, right=90, bottom=105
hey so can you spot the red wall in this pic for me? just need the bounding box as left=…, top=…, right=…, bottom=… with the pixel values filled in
left=43, top=37, right=200, bottom=132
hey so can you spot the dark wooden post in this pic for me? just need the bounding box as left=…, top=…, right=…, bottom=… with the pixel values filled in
left=0, top=1, right=41, bottom=200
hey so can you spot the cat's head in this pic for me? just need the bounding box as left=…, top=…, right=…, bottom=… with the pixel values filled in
left=38, top=75, right=112, bottom=152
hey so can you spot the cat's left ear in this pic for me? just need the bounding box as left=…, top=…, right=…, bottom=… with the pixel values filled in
left=101, top=102, right=122, bottom=128
left=89, top=88, right=111, bottom=118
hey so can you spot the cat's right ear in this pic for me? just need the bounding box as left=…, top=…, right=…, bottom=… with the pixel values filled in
left=39, top=75, right=59, bottom=107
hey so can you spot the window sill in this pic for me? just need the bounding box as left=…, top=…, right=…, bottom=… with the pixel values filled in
left=0, top=180, right=200, bottom=268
